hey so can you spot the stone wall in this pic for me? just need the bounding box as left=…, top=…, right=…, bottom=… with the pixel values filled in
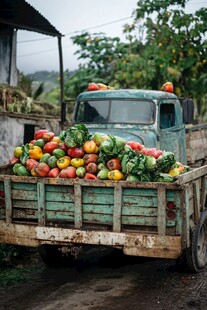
left=0, top=112, right=61, bottom=165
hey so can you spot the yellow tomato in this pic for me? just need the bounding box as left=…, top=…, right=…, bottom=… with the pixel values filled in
left=108, top=170, right=124, bottom=181
left=14, top=146, right=22, bottom=158
left=71, top=158, right=85, bottom=168
left=51, top=136, right=62, bottom=143
left=28, top=145, right=43, bottom=160
left=168, top=168, right=180, bottom=177
left=83, top=140, right=97, bottom=153
left=57, top=156, right=71, bottom=169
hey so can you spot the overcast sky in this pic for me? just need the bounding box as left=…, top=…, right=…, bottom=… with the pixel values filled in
left=17, top=0, right=207, bottom=75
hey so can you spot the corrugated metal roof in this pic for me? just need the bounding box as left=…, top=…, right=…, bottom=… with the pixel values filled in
left=0, top=0, right=62, bottom=37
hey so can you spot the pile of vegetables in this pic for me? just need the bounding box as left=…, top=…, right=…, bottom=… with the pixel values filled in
left=9, top=124, right=189, bottom=182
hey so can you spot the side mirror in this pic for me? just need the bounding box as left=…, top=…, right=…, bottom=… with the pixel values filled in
left=179, top=98, right=194, bottom=124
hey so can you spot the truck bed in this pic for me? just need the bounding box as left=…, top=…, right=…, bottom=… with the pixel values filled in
left=186, top=123, right=207, bottom=164
left=0, top=164, right=207, bottom=259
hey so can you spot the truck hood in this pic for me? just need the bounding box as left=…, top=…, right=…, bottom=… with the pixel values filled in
left=88, top=128, right=145, bottom=144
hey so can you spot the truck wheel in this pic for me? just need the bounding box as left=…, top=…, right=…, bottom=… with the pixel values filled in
left=185, top=209, right=207, bottom=273
left=38, top=245, right=74, bottom=268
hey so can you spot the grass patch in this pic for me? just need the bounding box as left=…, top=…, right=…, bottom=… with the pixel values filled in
left=0, top=266, right=35, bottom=286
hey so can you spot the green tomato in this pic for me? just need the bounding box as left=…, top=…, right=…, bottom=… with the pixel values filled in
left=76, top=167, right=86, bottom=178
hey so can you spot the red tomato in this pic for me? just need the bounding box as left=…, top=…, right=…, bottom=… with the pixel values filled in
left=43, top=142, right=59, bottom=155
left=58, top=142, right=68, bottom=153
left=126, top=141, right=144, bottom=151
left=34, top=163, right=50, bottom=177
left=67, top=147, right=84, bottom=158
left=9, top=156, right=20, bottom=165
left=34, top=129, right=48, bottom=140
left=85, top=163, right=98, bottom=174
left=25, top=159, right=38, bottom=171
left=29, top=139, right=36, bottom=145
left=161, top=82, right=174, bottom=93
left=87, top=83, right=99, bottom=91
left=48, top=167, right=60, bottom=178
left=59, top=166, right=76, bottom=178
left=84, top=173, right=97, bottom=179
left=83, top=154, right=99, bottom=165
left=141, top=148, right=163, bottom=158
left=107, top=158, right=122, bottom=171
left=42, top=132, right=55, bottom=142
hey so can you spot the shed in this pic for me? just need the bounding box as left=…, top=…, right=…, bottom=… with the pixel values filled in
left=0, top=0, right=64, bottom=105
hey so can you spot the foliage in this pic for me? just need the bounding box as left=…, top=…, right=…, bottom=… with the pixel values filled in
left=0, top=244, right=23, bottom=266
left=65, top=1, right=207, bottom=120
left=0, top=245, right=40, bottom=286
left=18, top=73, right=44, bottom=100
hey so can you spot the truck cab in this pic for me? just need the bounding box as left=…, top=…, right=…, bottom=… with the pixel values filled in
left=73, top=89, right=188, bottom=163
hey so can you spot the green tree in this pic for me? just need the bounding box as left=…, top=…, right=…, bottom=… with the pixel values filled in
left=125, top=0, right=207, bottom=117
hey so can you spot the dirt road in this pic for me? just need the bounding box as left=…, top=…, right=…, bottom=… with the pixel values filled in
left=0, top=247, right=207, bottom=310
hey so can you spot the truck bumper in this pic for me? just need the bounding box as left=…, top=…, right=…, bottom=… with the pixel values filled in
left=0, top=222, right=181, bottom=259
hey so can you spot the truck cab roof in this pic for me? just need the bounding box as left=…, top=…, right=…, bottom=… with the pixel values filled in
left=77, top=89, right=178, bottom=101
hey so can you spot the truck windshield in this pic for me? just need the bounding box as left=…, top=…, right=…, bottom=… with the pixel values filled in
left=75, top=99, right=155, bottom=124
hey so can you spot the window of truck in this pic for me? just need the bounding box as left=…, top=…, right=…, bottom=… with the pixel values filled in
left=74, top=99, right=156, bottom=124
left=159, top=103, right=176, bottom=129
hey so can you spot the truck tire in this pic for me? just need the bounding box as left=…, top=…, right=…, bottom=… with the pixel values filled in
left=185, top=209, right=207, bottom=273
left=38, top=245, right=74, bottom=268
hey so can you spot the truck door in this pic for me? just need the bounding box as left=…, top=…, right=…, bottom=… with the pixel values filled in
left=158, top=101, right=187, bottom=164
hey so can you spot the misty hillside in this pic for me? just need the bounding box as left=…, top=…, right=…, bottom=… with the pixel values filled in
left=26, top=69, right=77, bottom=93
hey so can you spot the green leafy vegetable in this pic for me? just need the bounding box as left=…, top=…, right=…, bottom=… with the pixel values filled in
left=20, top=144, right=30, bottom=165
left=59, top=124, right=92, bottom=147
left=98, top=135, right=126, bottom=163
left=156, top=151, right=176, bottom=172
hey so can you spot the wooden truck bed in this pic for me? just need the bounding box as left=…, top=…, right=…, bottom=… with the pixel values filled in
left=0, top=164, right=207, bottom=259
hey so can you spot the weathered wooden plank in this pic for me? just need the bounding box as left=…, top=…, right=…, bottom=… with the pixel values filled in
left=82, top=193, right=114, bottom=205
left=157, top=186, right=166, bottom=236
left=181, top=187, right=190, bottom=248
left=82, top=187, right=114, bottom=195
left=0, top=181, right=4, bottom=191
left=193, top=180, right=201, bottom=222
left=113, top=184, right=122, bottom=232
left=37, top=181, right=46, bottom=226
left=12, top=200, right=37, bottom=209
left=200, top=176, right=207, bottom=212
left=45, top=191, right=74, bottom=202
left=122, top=196, right=157, bottom=206
left=122, top=206, right=157, bottom=216
left=11, top=189, right=37, bottom=201
left=123, top=188, right=157, bottom=196
left=13, top=209, right=37, bottom=219
left=46, top=201, right=74, bottom=212
left=4, top=178, right=12, bottom=224
left=45, top=185, right=74, bottom=193
left=74, top=184, right=82, bottom=228
left=176, top=165, right=207, bottom=185
left=83, top=204, right=113, bottom=215
left=11, top=183, right=37, bottom=191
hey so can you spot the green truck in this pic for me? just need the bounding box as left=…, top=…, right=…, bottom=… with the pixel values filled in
left=0, top=89, right=207, bottom=272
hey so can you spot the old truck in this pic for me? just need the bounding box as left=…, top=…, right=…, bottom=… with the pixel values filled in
left=0, top=89, right=207, bottom=272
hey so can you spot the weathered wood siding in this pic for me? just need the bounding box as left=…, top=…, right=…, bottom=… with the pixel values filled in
left=0, top=25, right=18, bottom=86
